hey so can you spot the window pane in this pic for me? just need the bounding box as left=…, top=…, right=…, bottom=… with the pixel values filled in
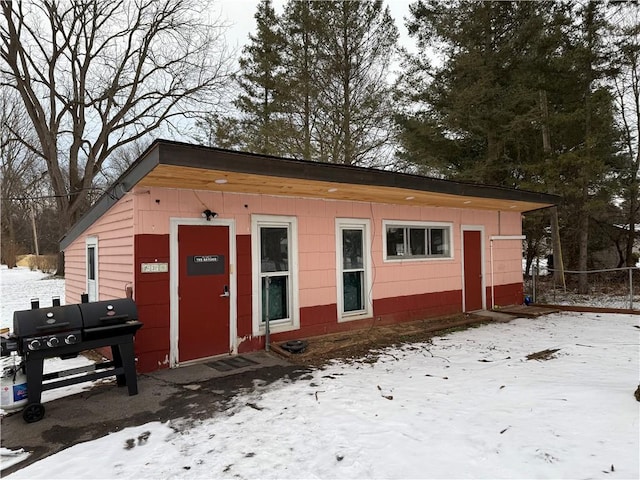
left=409, top=228, right=426, bottom=256
left=260, top=227, right=288, bottom=272
left=342, top=229, right=363, bottom=269
left=87, top=246, right=95, bottom=280
left=261, top=276, right=288, bottom=321
left=386, top=227, right=405, bottom=256
left=430, top=228, right=449, bottom=256
left=343, top=271, right=363, bottom=312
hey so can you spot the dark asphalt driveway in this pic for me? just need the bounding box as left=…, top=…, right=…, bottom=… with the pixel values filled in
left=1, top=351, right=308, bottom=477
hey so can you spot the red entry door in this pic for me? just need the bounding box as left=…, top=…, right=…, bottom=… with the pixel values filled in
left=463, top=230, right=483, bottom=312
left=178, top=225, right=230, bottom=362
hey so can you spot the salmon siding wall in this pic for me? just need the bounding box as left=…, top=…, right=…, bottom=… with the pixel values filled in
left=63, top=195, right=135, bottom=305
left=134, top=187, right=524, bottom=339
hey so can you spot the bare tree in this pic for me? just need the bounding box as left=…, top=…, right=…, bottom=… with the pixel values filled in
left=612, top=5, right=640, bottom=267
left=312, top=0, right=399, bottom=167
left=0, top=88, right=44, bottom=268
left=0, top=0, right=233, bottom=274
left=99, top=137, right=153, bottom=184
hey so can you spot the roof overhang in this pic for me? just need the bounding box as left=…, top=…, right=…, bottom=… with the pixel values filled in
left=60, top=139, right=560, bottom=250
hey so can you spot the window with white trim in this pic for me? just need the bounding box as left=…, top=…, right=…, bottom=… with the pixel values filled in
left=336, top=219, right=372, bottom=321
left=251, top=215, right=299, bottom=334
left=86, top=237, right=98, bottom=301
left=384, top=221, right=452, bottom=260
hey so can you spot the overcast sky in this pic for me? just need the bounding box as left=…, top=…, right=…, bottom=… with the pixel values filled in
left=215, top=0, right=415, bottom=52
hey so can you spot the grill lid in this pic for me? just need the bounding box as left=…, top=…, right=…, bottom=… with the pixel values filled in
left=13, top=305, right=83, bottom=338
left=77, top=299, right=138, bottom=329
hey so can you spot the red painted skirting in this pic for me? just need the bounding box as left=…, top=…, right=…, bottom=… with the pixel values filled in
left=238, top=290, right=464, bottom=352
left=489, top=282, right=523, bottom=308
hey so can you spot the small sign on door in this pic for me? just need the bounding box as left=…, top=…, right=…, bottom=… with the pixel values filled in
left=187, top=255, right=225, bottom=276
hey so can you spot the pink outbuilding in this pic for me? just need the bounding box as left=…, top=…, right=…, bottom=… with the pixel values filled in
left=60, top=140, right=558, bottom=372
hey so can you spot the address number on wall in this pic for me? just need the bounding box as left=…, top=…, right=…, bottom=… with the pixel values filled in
left=141, top=262, right=169, bottom=273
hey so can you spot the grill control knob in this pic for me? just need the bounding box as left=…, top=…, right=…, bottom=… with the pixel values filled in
left=28, top=339, right=41, bottom=350
left=47, top=337, right=60, bottom=348
left=65, top=334, right=78, bottom=344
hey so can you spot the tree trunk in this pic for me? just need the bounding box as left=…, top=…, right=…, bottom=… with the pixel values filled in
left=2, top=210, right=18, bottom=268
left=577, top=1, right=596, bottom=294
left=578, top=187, right=590, bottom=294
left=302, top=4, right=312, bottom=161
left=55, top=251, right=64, bottom=277
left=30, top=205, right=39, bottom=257
left=341, top=5, right=351, bottom=165
left=549, top=207, right=565, bottom=288
left=625, top=171, right=638, bottom=267
left=539, top=89, right=565, bottom=288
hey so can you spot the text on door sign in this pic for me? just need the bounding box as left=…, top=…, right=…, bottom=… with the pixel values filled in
left=194, top=255, right=220, bottom=263
left=187, top=255, right=225, bottom=276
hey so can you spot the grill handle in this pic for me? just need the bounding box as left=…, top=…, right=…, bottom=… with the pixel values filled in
left=99, top=314, right=130, bottom=324
left=36, top=322, right=70, bottom=331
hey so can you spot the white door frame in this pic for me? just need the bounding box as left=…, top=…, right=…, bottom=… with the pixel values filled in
left=169, top=217, right=237, bottom=368
left=461, top=225, right=486, bottom=311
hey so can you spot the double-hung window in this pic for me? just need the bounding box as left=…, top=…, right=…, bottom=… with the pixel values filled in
left=252, top=215, right=299, bottom=334
left=384, top=221, right=452, bottom=260
left=336, top=219, right=372, bottom=321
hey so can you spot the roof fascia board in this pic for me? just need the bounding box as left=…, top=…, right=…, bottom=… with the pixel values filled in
left=157, top=140, right=560, bottom=207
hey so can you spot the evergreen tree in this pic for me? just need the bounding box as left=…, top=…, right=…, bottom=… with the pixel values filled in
left=397, top=0, right=623, bottom=291
left=397, top=0, right=559, bottom=186
left=311, top=0, right=399, bottom=166
left=280, top=0, right=320, bottom=160
left=235, top=0, right=287, bottom=156
left=546, top=1, right=622, bottom=290
left=231, top=0, right=399, bottom=166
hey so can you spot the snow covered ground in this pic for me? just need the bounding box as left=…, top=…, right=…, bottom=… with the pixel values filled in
left=0, top=265, right=66, bottom=331
left=1, top=266, right=639, bottom=479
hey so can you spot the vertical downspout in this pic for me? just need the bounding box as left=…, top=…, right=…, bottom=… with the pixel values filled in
left=490, top=238, right=495, bottom=310
left=265, top=277, right=270, bottom=351
left=629, top=268, right=634, bottom=310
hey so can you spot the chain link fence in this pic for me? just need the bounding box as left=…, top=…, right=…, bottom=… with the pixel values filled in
left=525, top=266, right=640, bottom=310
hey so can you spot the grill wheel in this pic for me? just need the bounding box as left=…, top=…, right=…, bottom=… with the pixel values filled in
left=23, top=403, right=45, bottom=423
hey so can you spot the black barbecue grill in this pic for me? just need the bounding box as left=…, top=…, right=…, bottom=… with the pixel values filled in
left=2, top=297, right=142, bottom=423
left=13, top=304, right=83, bottom=353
